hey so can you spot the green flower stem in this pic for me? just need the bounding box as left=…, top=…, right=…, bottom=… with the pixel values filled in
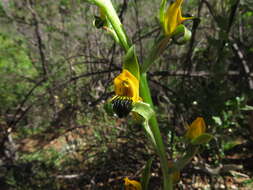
left=123, top=46, right=140, bottom=80
left=141, top=36, right=171, bottom=74
left=140, top=73, right=173, bottom=190
left=140, top=32, right=175, bottom=190
left=89, top=1, right=174, bottom=188
left=159, top=0, right=167, bottom=28
left=170, top=145, right=199, bottom=173
left=92, top=0, right=130, bottom=52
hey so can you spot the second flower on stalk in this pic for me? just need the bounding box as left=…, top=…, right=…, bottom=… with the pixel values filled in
left=161, top=0, right=193, bottom=36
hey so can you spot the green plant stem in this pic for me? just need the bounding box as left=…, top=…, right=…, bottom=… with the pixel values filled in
left=170, top=145, right=199, bottom=173
left=90, top=1, right=173, bottom=188
left=140, top=73, right=173, bottom=190
left=92, top=0, right=130, bottom=52
left=141, top=36, right=171, bottom=73
left=140, top=33, right=174, bottom=190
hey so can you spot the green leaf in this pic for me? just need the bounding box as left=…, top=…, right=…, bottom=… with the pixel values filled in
left=91, top=0, right=130, bottom=51
left=123, top=45, right=140, bottom=80
left=141, top=158, right=153, bottom=190
left=241, top=105, right=253, bottom=111
left=212, top=116, right=222, bottom=125
left=242, top=178, right=253, bottom=185
left=223, top=140, right=242, bottom=151
left=159, top=0, right=167, bottom=26
left=171, top=25, right=192, bottom=45
left=191, top=133, right=213, bottom=145
left=132, top=101, right=156, bottom=145
left=132, top=101, right=154, bottom=121
left=143, top=121, right=156, bottom=146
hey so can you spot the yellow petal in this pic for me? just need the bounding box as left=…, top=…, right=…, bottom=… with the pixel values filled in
left=185, top=117, right=206, bottom=140
left=177, top=8, right=194, bottom=24
left=124, top=177, right=142, bottom=190
left=114, top=69, right=140, bottom=102
left=164, top=0, right=192, bottom=36
left=164, top=0, right=183, bottom=35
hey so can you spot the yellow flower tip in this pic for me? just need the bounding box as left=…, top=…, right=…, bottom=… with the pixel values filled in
left=124, top=177, right=142, bottom=190
left=164, top=0, right=191, bottom=36
left=185, top=117, right=206, bottom=140
left=114, top=69, right=140, bottom=102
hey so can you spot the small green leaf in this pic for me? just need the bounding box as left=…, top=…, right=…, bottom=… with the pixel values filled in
left=212, top=116, right=222, bottom=125
left=141, top=158, right=153, bottom=190
left=223, top=140, right=242, bottom=151
left=241, top=105, right=253, bottom=111
left=132, top=101, right=154, bottom=121
left=107, top=27, right=120, bottom=44
left=191, top=133, right=213, bottom=145
left=123, top=45, right=140, bottom=80
left=132, top=102, right=156, bottom=145
left=143, top=121, right=156, bottom=146
left=159, top=0, right=167, bottom=26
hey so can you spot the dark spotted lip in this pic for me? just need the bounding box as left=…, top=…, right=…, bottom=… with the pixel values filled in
left=111, top=95, right=133, bottom=118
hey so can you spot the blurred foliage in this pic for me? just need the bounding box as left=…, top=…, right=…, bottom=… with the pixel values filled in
left=0, top=0, right=253, bottom=189
left=0, top=33, right=37, bottom=111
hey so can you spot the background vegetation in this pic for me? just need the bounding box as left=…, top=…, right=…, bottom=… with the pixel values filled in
left=0, top=0, right=253, bottom=189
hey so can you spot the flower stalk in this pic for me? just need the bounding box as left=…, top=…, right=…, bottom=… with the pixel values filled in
left=169, top=145, right=199, bottom=173
left=140, top=73, right=173, bottom=189
left=92, top=0, right=130, bottom=52
left=86, top=0, right=199, bottom=189
left=141, top=36, right=171, bottom=74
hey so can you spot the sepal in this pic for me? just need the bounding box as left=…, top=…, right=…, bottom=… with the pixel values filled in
left=191, top=133, right=213, bottom=145
left=132, top=102, right=156, bottom=145
left=172, top=24, right=192, bottom=45
left=123, top=45, right=140, bottom=80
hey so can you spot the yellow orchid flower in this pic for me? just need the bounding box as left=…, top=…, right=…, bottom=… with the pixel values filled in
left=163, top=0, right=192, bottom=36
left=113, top=69, right=140, bottom=102
left=124, top=177, right=142, bottom=190
left=111, top=69, right=141, bottom=118
left=185, top=117, right=206, bottom=140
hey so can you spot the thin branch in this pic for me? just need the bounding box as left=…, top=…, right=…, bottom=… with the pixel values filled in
left=134, top=0, right=143, bottom=63
left=150, top=70, right=253, bottom=77
left=183, top=0, right=203, bottom=68
left=216, top=0, right=240, bottom=63
left=231, top=42, right=253, bottom=89
left=202, top=0, right=219, bottom=24
left=56, top=173, right=84, bottom=179
left=118, top=0, right=128, bottom=22
left=68, top=69, right=119, bottom=82
left=26, top=0, right=48, bottom=77
left=8, top=78, right=46, bottom=128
